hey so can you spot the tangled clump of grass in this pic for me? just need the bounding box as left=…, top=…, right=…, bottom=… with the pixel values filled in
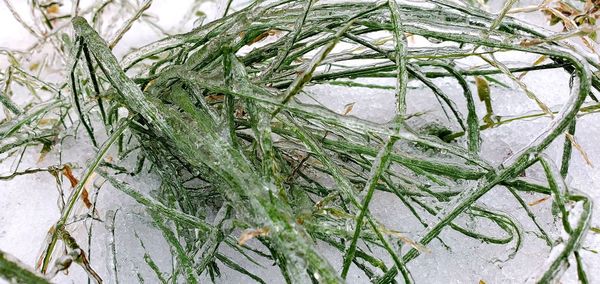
left=1, top=0, right=599, bottom=283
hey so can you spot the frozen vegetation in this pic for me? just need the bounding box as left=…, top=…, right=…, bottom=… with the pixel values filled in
left=0, top=0, right=599, bottom=283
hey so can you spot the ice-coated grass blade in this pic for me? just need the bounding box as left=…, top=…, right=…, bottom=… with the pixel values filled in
left=1, top=1, right=598, bottom=283
left=1, top=250, right=50, bottom=284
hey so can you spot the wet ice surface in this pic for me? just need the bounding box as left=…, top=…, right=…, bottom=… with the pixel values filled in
left=1, top=0, right=600, bottom=283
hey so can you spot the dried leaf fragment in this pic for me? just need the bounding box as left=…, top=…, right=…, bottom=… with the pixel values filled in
left=62, top=165, right=79, bottom=188
left=248, top=30, right=280, bottom=45
left=46, top=4, right=60, bottom=14
left=343, top=102, right=356, bottom=115
left=566, top=133, right=594, bottom=166
left=518, top=55, right=547, bottom=80
left=383, top=228, right=430, bottom=253
left=528, top=196, right=550, bottom=206
left=37, top=142, right=52, bottom=163
left=238, top=227, right=270, bottom=245
left=206, top=94, right=224, bottom=103
left=61, top=165, right=94, bottom=208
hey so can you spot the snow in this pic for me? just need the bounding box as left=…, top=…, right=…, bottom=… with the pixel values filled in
left=1, top=0, right=599, bottom=283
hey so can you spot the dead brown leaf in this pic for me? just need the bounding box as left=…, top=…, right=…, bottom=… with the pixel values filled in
left=238, top=227, right=270, bottom=245
left=206, top=95, right=224, bottom=103
left=61, top=165, right=94, bottom=208
left=62, top=165, right=79, bottom=188
left=343, top=102, right=356, bottom=115
left=46, top=4, right=60, bottom=14
left=248, top=30, right=280, bottom=45
left=528, top=196, right=550, bottom=206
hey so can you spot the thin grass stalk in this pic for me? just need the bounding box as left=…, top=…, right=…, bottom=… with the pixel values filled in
left=39, top=117, right=131, bottom=272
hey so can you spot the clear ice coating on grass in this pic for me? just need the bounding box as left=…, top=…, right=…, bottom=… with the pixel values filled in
left=1, top=0, right=599, bottom=283
left=303, top=71, right=595, bottom=283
